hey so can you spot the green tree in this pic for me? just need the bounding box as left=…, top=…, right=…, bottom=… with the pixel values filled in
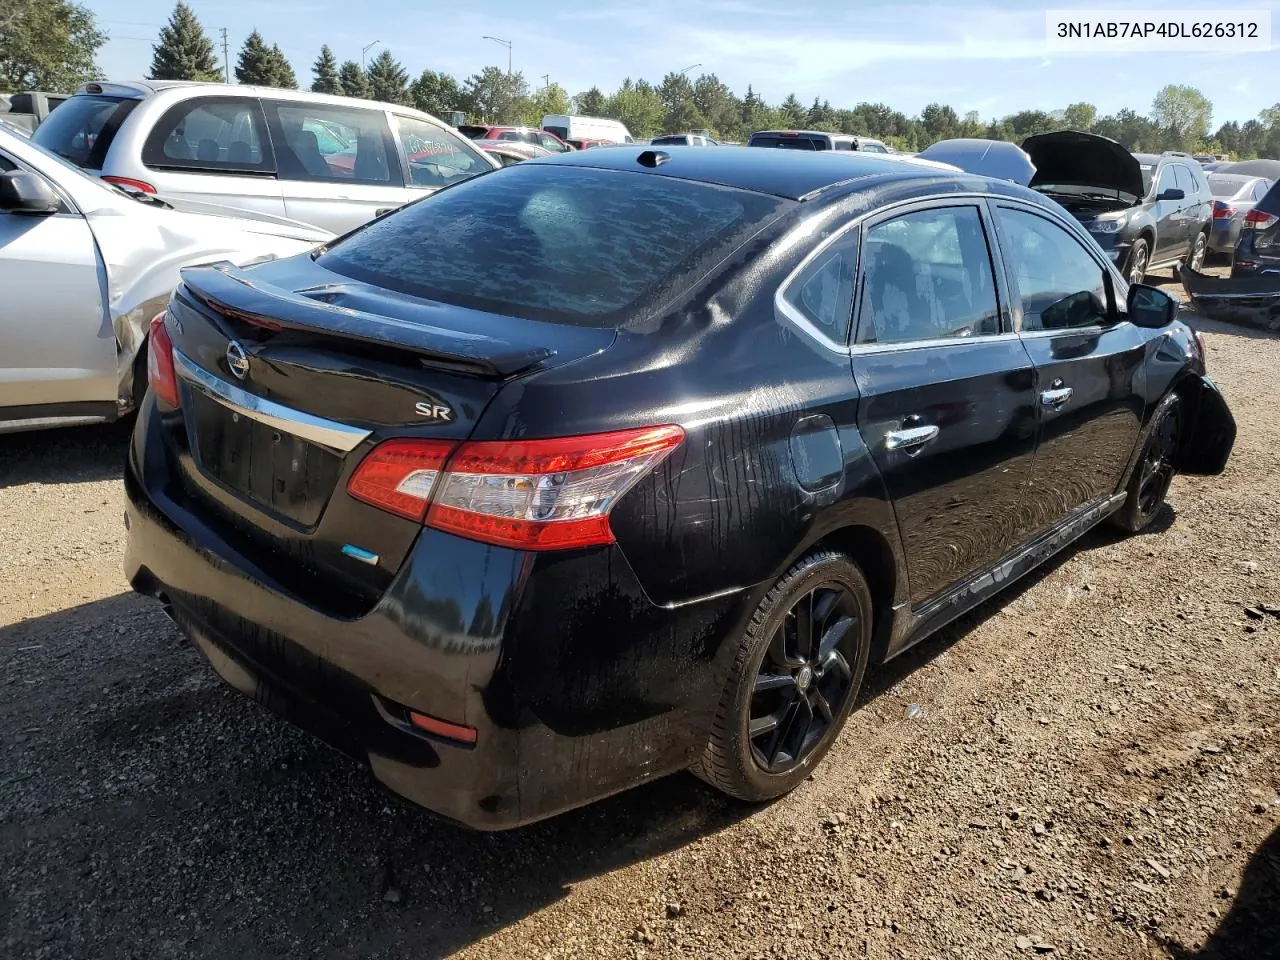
left=658, top=71, right=702, bottom=133
left=805, top=97, right=835, bottom=130
left=1258, top=103, right=1280, bottom=129
left=919, top=102, right=959, bottom=145
left=1151, top=84, right=1212, bottom=146
left=958, top=109, right=985, bottom=139
left=525, top=80, right=571, bottom=127
left=692, top=73, right=740, bottom=139
left=605, top=78, right=663, bottom=138
left=0, top=0, right=104, bottom=92
left=147, top=2, right=218, bottom=82
left=1063, top=101, right=1097, bottom=131
left=268, top=44, right=295, bottom=89
left=409, top=68, right=461, bottom=117
left=366, top=48, right=408, bottom=104
left=1002, top=109, right=1056, bottom=141
left=234, top=30, right=273, bottom=85
left=337, top=59, right=368, bottom=98
left=310, top=44, right=339, bottom=94
left=573, top=86, right=606, bottom=116
left=462, top=65, right=528, bottom=123
left=778, top=93, right=806, bottom=128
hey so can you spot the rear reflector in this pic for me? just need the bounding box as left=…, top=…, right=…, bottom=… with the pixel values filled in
left=348, top=425, right=685, bottom=550
left=102, top=175, right=156, bottom=194
left=408, top=711, right=478, bottom=745
left=1243, top=209, right=1279, bottom=229
left=146, top=312, right=180, bottom=408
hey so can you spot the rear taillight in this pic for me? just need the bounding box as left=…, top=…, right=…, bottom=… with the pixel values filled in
left=348, top=425, right=685, bottom=550
left=102, top=175, right=156, bottom=194
left=1213, top=202, right=1235, bottom=220
left=146, top=312, right=180, bottom=408
left=1243, top=209, right=1279, bottom=230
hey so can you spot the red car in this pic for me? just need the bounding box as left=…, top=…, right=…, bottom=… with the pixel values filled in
left=458, top=125, right=573, bottom=153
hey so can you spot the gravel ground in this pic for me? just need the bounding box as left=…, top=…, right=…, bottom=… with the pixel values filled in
left=2, top=268, right=1277, bottom=960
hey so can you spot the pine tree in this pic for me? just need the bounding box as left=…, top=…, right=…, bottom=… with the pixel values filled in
left=268, top=44, right=295, bottom=88
left=366, top=49, right=408, bottom=104
left=149, top=2, right=221, bottom=82
left=337, top=60, right=369, bottom=99
left=311, top=44, right=339, bottom=94
left=234, top=30, right=273, bottom=85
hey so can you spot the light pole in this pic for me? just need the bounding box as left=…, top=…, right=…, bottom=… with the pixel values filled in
left=361, top=40, right=380, bottom=70
left=678, top=63, right=702, bottom=77
left=483, top=35, right=512, bottom=75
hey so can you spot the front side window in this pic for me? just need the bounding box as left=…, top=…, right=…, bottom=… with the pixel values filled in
left=142, top=97, right=269, bottom=172
left=393, top=114, right=493, bottom=189
left=318, top=163, right=787, bottom=326
left=537, top=133, right=568, bottom=152
left=997, top=207, right=1109, bottom=332
left=269, top=103, right=395, bottom=184
left=856, top=206, right=999, bottom=344
left=1155, top=165, right=1178, bottom=198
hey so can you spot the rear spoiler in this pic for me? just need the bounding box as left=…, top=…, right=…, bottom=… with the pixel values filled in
left=178, top=262, right=556, bottom=378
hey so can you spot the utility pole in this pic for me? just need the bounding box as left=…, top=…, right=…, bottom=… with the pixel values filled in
left=541, top=74, right=550, bottom=90
left=220, top=27, right=230, bottom=84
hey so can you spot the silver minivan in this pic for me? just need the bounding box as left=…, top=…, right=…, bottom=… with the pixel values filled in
left=33, top=81, right=499, bottom=234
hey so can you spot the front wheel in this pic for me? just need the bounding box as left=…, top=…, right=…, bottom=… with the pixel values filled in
left=692, top=551, right=872, bottom=802
left=1111, top=392, right=1183, bottom=533
left=1127, top=237, right=1150, bottom=285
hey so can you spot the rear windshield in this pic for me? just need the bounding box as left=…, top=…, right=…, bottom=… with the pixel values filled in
left=544, top=125, right=568, bottom=139
left=1209, top=175, right=1250, bottom=198
left=318, top=164, right=787, bottom=326
left=1257, top=179, right=1280, bottom=216
left=32, top=94, right=135, bottom=168
left=750, top=134, right=827, bottom=151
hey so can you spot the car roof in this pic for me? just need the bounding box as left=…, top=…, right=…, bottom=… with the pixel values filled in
left=72, top=80, right=427, bottom=117
left=526, top=146, right=961, bottom=201
left=750, top=130, right=852, bottom=139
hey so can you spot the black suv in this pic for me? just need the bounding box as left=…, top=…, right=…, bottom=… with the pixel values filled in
left=1022, top=133, right=1213, bottom=284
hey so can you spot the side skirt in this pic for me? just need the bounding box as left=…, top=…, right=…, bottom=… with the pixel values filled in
left=0, top=401, right=119, bottom=435
left=881, top=492, right=1127, bottom=662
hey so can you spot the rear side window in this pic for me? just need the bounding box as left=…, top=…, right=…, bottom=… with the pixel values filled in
left=142, top=97, right=272, bottom=173
left=32, top=95, right=137, bottom=168
left=783, top=231, right=858, bottom=342
left=856, top=206, right=999, bottom=344
left=393, top=114, right=492, bottom=188
left=267, top=102, right=399, bottom=185
left=318, top=164, right=788, bottom=326
left=997, top=207, right=1109, bottom=332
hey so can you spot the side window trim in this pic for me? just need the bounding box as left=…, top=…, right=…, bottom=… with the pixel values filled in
left=850, top=199, right=1006, bottom=349
left=141, top=95, right=276, bottom=175
left=990, top=200, right=1120, bottom=336
left=774, top=217, right=862, bottom=353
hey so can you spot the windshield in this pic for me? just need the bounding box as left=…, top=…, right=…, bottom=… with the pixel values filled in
left=32, top=94, right=135, bottom=168
left=318, top=164, right=788, bottom=326
left=1138, top=163, right=1155, bottom=195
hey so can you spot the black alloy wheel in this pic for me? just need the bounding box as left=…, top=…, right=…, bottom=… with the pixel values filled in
left=1111, top=392, right=1183, bottom=533
left=748, top=584, right=859, bottom=773
left=1188, top=231, right=1208, bottom=272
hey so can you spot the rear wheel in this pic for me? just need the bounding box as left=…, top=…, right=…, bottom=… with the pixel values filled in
left=692, top=551, right=872, bottom=802
left=1127, top=237, right=1149, bottom=284
left=1187, top=230, right=1208, bottom=273
left=1111, top=392, right=1182, bottom=533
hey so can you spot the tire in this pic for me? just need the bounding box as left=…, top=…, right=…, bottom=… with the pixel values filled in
left=1126, top=237, right=1150, bottom=285
left=1186, top=230, right=1208, bottom=273
left=692, top=550, right=873, bottom=802
left=1110, top=392, right=1183, bottom=534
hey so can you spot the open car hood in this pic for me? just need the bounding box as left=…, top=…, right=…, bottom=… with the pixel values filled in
left=1021, top=131, right=1143, bottom=200
left=916, top=139, right=1035, bottom=184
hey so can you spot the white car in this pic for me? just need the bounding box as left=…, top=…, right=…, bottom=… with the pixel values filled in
left=0, top=124, right=331, bottom=434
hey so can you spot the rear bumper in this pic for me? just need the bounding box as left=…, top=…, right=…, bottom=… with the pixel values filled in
left=1180, top=263, right=1280, bottom=330
left=124, top=405, right=751, bottom=829
left=1208, top=220, right=1238, bottom=253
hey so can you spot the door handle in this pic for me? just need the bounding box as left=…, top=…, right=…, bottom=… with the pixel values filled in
left=885, top=424, right=940, bottom=452
left=1040, top=386, right=1073, bottom=407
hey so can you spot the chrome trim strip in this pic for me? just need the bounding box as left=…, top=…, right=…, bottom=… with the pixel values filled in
left=172, top=349, right=372, bottom=453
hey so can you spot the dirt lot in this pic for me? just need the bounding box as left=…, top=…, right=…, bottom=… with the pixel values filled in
left=2, top=271, right=1277, bottom=960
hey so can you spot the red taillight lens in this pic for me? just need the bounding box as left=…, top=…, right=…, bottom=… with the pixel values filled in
left=1243, top=209, right=1279, bottom=229
left=349, top=425, right=685, bottom=550
left=102, top=175, right=156, bottom=194
left=346, top=439, right=457, bottom=521
left=146, top=312, right=180, bottom=408
left=1213, top=203, right=1235, bottom=219
left=408, top=711, right=477, bottom=745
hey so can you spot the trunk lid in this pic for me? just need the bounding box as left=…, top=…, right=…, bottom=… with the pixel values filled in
left=1021, top=131, right=1144, bottom=201
left=158, top=255, right=614, bottom=614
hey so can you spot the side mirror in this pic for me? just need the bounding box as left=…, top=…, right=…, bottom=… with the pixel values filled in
left=0, top=170, right=60, bottom=215
left=1157, top=187, right=1185, bottom=201
left=1127, top=283, right=1178, bottom=328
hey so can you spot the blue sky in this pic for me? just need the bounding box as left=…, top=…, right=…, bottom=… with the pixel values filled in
left=86, top=0, right=1279, bottom=125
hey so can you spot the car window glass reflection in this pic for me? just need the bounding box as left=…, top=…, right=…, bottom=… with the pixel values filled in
left=999, top=208, right=1108, bottom=331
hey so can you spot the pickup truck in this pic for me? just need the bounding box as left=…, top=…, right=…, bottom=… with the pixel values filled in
left=0, top=91, right=69, bottom=135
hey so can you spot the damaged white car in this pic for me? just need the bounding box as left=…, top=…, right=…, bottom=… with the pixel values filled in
left=0, top=125, right=331, bottom=434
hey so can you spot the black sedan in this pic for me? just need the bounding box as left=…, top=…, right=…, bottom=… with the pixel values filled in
left=124, top=147, right=1236, bottom=829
